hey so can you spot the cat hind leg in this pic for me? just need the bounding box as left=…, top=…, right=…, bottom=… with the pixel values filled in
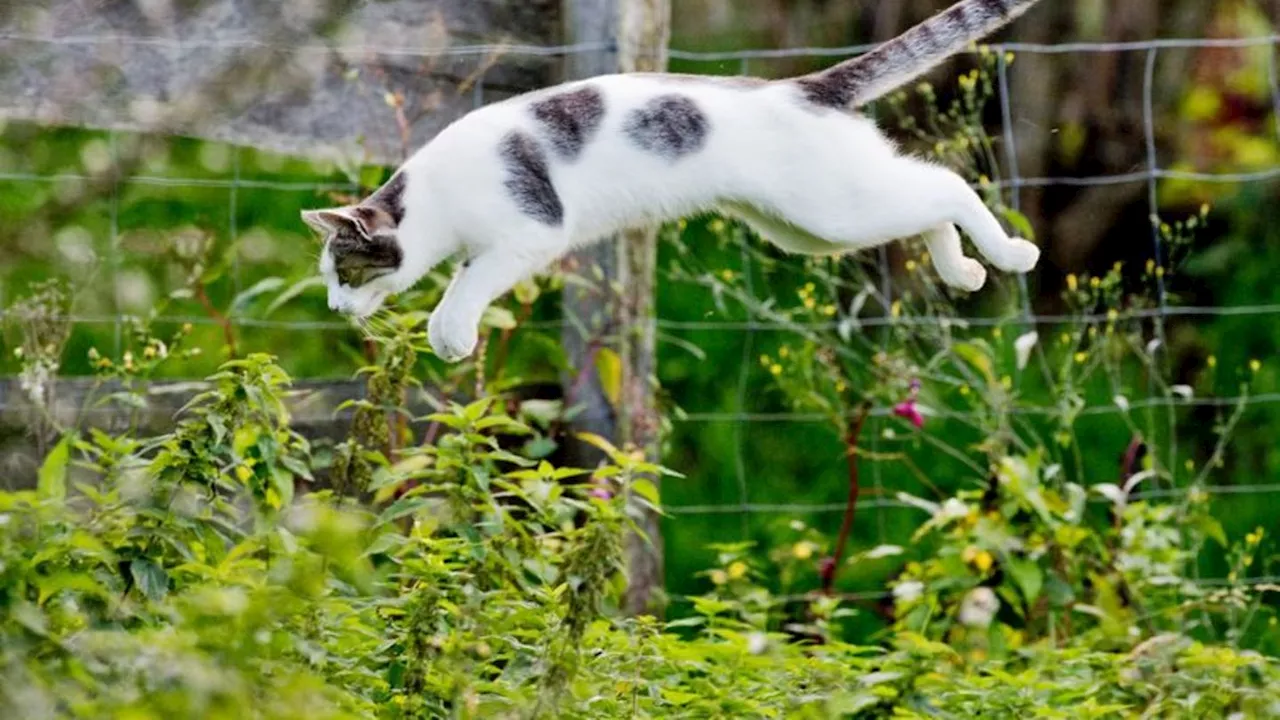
left=923, top=223, right=987, bottom=291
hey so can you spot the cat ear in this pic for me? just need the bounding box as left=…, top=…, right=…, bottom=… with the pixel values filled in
left=301, top=208, right=351, bottom=235
left=301, top=206, right=392, bottom=238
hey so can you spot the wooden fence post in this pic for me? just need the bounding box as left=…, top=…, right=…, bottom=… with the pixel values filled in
left=561, top=0, right=670, bottom=616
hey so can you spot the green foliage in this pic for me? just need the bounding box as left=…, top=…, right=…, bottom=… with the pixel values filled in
left=3, top=326, right=1280, bottom=717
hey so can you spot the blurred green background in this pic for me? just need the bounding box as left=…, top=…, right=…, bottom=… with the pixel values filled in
left=2, top=0, right=1277, bottom=640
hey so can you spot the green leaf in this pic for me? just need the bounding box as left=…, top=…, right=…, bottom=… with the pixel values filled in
left=480, top=305, right=518, bottom=330
left=38, top=434, right=72, bottom=503
left=512, top=279, right=541, bottom=305
left=952, top=342, right=996, bottom=385
left=631, top=478, right=660, bottom=506
left=595, top=347, right=623, bottom=408
left=1007, top=557, right=1043, bottom=605
left=129, top=558, right=169, bottom=603
left=1001, top=207, right=1037, bottom=242
left=264, top=276, right=326, bottom=317
left=229, top=277, right=286, bottom=314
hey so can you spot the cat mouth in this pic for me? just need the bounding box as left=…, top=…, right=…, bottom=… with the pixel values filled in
left=350, top=290, right=391, bottom=318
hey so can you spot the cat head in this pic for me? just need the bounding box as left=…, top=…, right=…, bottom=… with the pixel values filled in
left=302, top=175, right=407, bottom=317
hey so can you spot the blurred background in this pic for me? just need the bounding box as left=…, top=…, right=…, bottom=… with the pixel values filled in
left=1, top=1, right=1277, bottom=636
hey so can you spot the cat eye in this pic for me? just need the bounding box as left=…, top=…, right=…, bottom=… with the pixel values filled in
left=338, top=265, right=392, bottom=288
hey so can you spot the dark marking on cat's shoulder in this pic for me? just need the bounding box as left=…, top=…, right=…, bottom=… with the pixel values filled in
left=624, top=94, right=709, bottom=161
left=499, top=131, right=563, bottom=226
left=530, top=86, right=605, bottom=160
left=367, top=171, right=407, bottom=224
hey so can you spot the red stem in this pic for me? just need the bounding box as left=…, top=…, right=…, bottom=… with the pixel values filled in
left=822, top=403, right=873, bottom=595
left=194, top=282, right=237, bottom=358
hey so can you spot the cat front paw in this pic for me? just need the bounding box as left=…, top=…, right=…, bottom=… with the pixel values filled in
left=994, top=238, right=1041, bottom=273
left=428, top=310, right=478, bottom=363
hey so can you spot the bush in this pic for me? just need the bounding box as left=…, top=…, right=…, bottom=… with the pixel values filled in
left=1, top=327, right=1278, bottom=718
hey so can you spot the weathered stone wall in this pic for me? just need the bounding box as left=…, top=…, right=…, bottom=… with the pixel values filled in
left=0, top=0, right=562, bottom=165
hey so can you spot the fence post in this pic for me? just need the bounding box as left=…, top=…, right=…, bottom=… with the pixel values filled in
left=561, top=0, right=669, bottom=616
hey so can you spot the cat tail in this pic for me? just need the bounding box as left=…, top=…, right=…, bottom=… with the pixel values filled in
left=793, top=0, right=1043, bottom=108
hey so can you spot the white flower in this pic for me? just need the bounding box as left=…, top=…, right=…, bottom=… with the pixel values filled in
left=893, top=580, right=924, bottom=603
left=1171, top=385, right=1194, bottom=400
left=746, top=632, right=769, bottom=655
left=864, top=545, right=904, bottom=560
left=1014, top=331, right=1038, bottom=370
left=1114, top=395, right=1130, bottom=411
left=958, top=587, right=1000, bottom=628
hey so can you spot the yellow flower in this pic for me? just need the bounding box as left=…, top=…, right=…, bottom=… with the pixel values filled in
left=891, top=300, right=902, bottom=318
left=770, top=364, right=783, bottom=376
left=793, top=542, right=814, bottom=560
left=1090, top=276, right=1100, bottom=289
left=1074, top=351, right=1087, bottom=364
left=905, top=259, right=918, bottom=273
left=992, top=327, right=1002, bottom=339
left=709, top=570, right=728, bottom=586
left=974, top=551, right=994, bottom=573
left=1107, top=309, right=1119, bottom=322
left=1207, top=355, right=1217, bottom=369
left=778, top=346, right=789, bottom=359
left=235, top=465, right=253, bottom=482
left=959, top=385, right=970, bottom=396
left=822, top=304, right=837, bottom=316
left=1250, top=359, right=1262, bottom=373
left=727, top=561, right=748, bottom=580
left=803, top=296, right=816, bottom=310
left=720, top=269, right=734, bottom=282
left=1066, top=274, right=1078, bottom=292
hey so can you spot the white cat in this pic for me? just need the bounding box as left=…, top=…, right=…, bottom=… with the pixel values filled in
left=303, top=0, right=1043, bottom=362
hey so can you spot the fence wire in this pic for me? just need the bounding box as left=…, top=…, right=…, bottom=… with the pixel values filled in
left=2, top=31, right=1279, bottom=592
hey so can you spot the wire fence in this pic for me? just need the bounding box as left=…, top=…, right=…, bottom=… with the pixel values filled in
left=2, top=28, right=1279, bottom=597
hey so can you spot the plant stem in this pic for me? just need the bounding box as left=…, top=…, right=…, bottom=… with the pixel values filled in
left=822, top=402, right=873, bottom=595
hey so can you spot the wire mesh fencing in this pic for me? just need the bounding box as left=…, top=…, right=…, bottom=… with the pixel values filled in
left=1, top=25, right=1278, bottom=604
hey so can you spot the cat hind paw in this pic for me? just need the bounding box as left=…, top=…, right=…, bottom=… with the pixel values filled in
left=993, top=238, right=1041, bottom=274
left=939, top=257, right=988, bottom=293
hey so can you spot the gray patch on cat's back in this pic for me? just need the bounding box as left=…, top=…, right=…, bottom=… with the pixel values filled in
left=499, top=131, right=563, bottom=226
left=624, top=94, right=709, bottom=161
left=367, top=172, right=407, bottom=224
left=530, top=86, right=605, bottom=160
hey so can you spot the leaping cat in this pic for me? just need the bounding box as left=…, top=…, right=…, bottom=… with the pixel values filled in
left=303, top=0, right=1044, bottom=362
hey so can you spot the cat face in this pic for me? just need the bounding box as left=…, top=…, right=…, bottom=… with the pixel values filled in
left=302, top=205, right=404, bottom=318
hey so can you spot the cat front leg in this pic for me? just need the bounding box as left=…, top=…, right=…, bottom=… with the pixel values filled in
left=428, top=248, right=557, bottom=362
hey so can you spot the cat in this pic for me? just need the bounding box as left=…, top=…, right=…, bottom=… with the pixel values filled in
left=302, top=0, right=1044, bottom=362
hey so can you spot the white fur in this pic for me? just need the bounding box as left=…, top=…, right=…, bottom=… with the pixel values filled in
left=312, top=75, right=1039, bottom=362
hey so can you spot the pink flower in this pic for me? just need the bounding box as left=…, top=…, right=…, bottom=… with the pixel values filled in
left=893, top=401, right=924, bottom=428
left=589, top=486, right=613, bottom=501
left=892, top=378, right=924, bottom=428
